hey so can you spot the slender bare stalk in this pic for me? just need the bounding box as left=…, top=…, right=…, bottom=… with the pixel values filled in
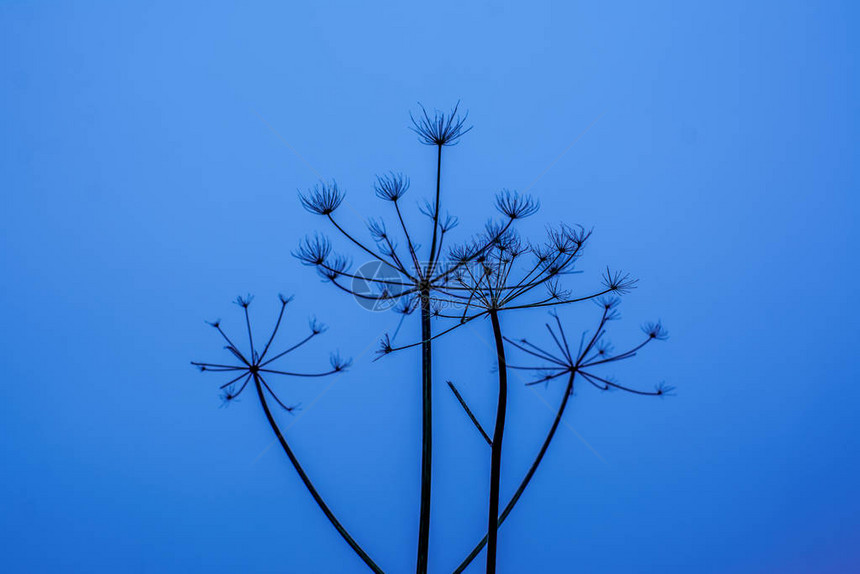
left=447, top=381, right=492, bottom=446
left=254, top=374, right=385, bottom=574
left=416, top=287, right=433, bottom=574
left=486, top=309, right=508, bottom=573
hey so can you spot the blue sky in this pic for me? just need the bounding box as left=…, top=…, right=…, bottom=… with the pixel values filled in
left=1, top=1, right=858, bottom=572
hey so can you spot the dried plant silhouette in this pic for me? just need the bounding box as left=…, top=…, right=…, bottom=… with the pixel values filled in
left=193, top=103, right=670, bottom=573
left=190, top=296, right=382, bottom=573
left=297, top=103, right=545, bottom=574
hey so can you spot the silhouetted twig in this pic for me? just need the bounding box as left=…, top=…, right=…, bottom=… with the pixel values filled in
left=447, top=381, right=492, bottom=446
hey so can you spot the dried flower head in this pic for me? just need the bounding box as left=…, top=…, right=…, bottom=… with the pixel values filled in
left=329, top=352, right=352, bottom=372
left=294, top=234, right=333, bottom=267
left=602, top=268, right=638, bottom=294
left=309, top=317, right=327, bottom=334
left=642, top=321, right=669, bottom=341
left=655, top=382, right=676, bottom=396
left=367, top=218, right=388, bottom=241
left=234, top=294, right=254, bottom=308
left=410, top=102, right=473, bottom=146
left=548, top=224, right=591, bottom=255
left=495, top=190, right=540, bottom=220
left=374, top=172, right=410, bottom=202
left=192, top=296, right=347, bottom=411
left=502, top=306, right=670, bottom=398
left=377, top=334, right=393, bottom=356
left=300, top=181, right=345, bottom=215
left=319, top=253, right=352, bottom=281
left=440, top=213, right=459, bottom=233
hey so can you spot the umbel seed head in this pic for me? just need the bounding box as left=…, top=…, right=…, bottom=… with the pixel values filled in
left=374, top=172, right=410, bottom=201
left=410, top=102, right=473, bottom=146
left=294, top=234, right=333, bottom=267
left=300, top=181, right=345, bottom=215
left=602, top=268, right=638, bottom=294
left=642, top=321, right=669, bottom=341
left=495, top=189, right=540, bottom=220
left=234, top=295, right=254, bottom=308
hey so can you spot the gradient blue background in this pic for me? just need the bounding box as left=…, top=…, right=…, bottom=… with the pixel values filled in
left=2, top=2, right=857, bottom=573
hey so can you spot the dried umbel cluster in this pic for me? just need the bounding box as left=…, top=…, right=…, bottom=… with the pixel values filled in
left=293, top=182, right=535, bottom=306
left=192, top=103, right=670, bottom=574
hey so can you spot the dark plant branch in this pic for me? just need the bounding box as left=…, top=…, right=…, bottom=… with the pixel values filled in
left=327, top=214, right=404, bottom=274
left=375, top=314, right=484, bottom=358
left=394, top=199, right=423, bottom=277
left=447, top=381, right=492, bottom=446
left=254, top=374, right=384, bottom=573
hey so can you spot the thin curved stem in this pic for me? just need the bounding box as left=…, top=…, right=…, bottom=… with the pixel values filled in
left=581, top=338, right=652, bottom=368
left=327, top=214, right=403, bottom=275
left=329, top=278, right=419, bottom=302
left=453, top=372, right=575, bottom=574
left=258, top=300, right=289, bottom=361
left=580, top=371, right=664, bottom=395
left=500, top=337, right=566, bottom=366
left=253, top=375, right=385, bottom=574
left=426, top=144, right=443, bottom=276
left=259, top=367, right=341, bottom=377
left=394, top=200, right=422, bottom=278
left=380, top=233, right=411, bottom=277
left=501, top=287, right=613, bottom=311
left=318, top=262, right=413, bottom=288
left=382, top=313, right=482, bottom=355
left=447, top=381, right=492, bottom=446
left=259, top=331, right=318, bottom=367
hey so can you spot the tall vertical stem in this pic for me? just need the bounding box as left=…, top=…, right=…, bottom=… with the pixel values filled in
left=417, top=142, right=443, bottom=574
left=253, top=375, right=384, bottom=574
left=416, top=290, right=433, bottom=574
left=486, top=309, right=507, bottom=573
